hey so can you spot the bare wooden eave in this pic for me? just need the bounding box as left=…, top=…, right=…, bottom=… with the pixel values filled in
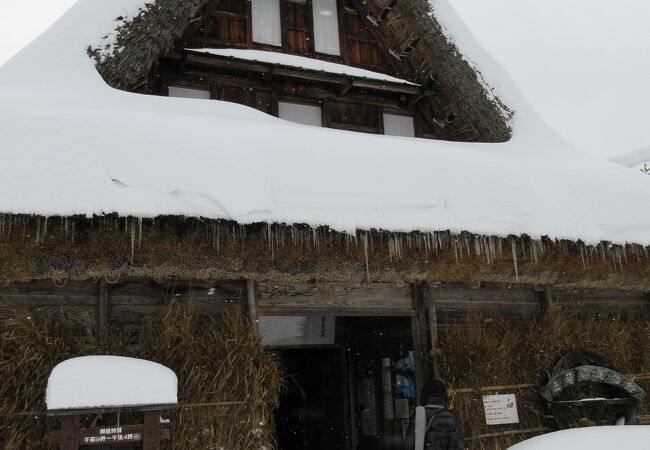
left=167, top=49, right=422, bottom=96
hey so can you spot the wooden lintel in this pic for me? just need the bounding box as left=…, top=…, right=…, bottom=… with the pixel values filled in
left=256, top=282, right=413, bottom=317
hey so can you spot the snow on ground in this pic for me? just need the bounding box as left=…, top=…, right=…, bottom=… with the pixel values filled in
left=0, top=0, right=649, bottom=245
left=507, top=426, right=650, bottom=450
left=46, top=356, right=177, bottom=410
left=186, top=48, right=417, bottom=85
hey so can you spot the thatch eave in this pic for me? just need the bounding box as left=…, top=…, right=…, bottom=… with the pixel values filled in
left=0, top=214, right=648, bottom=290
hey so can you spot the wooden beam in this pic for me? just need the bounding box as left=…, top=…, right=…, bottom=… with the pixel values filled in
left=426, top=284, right=442, bottom=379
left=180, top=51, right=420, bottom=95
left=256, top=282, right=413, bottom=317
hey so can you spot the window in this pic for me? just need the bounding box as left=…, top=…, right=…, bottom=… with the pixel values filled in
left=313, top=0, right=341, bottom=55
left=279, top=102, right=322, bottom=127
left=168, top=86, right=211, bottom=99
left=383, top=113, right=415, bottom=138
left=252, top=0, right=282, bottom=46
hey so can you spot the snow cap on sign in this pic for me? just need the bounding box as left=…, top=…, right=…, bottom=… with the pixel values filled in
left=46, top=356, right=178, bottom=411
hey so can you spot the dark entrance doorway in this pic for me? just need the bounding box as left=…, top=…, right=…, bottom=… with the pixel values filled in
left=271, top=316, right=419, bottom=450
left=276, top=348, right=347, bottom=450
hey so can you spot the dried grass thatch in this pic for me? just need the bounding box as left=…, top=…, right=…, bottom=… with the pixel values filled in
left=1, top=214, right=649, bottom=290
left=440, top=311, right=650, bottom=449
left=0, top=302, right=281, bottom=449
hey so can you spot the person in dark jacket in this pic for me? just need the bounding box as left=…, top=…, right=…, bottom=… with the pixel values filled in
left=404, top=379, right=463, bottom=450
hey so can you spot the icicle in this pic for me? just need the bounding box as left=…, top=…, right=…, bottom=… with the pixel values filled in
left=138, top=217, right=143, bottom=248
left=511, top=239, right=519, bottom=281
left=130, top=219, right=136, bottom=263
left=363, top=232, right=370, bottom=284
left=43, top=217, right=48, bottom=243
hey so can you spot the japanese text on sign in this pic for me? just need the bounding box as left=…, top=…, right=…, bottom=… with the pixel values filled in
left=482, top=394, right=519, bottom=425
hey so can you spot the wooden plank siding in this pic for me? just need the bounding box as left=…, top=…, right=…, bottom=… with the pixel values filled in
left=110, top=279, right=245, bottom=328
left=551, top=289, right=650, bottom=312
left=431, top=284, right=542, bottom=325
left=0, top=279, right=646, bottom=330
left=0, top=280, right=97, bottom=326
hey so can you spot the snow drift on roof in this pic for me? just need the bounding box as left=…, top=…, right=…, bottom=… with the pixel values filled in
left=186, top=48, right=417, bottom=85
left=0, top=0, right=649, bottom=246
left=46, top=356, right=177, bottom=410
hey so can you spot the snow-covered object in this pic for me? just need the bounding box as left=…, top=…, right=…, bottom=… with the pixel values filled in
left=507, top=426, right=650, bottom=450
left=46, top=356, right=178, bottom=411
left=186, top=48, right=416, bottom=85
left=0, top=0, right=649, bottom=246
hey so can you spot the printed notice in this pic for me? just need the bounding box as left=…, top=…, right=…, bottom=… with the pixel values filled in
left=482, top=394, right=519, bottom=425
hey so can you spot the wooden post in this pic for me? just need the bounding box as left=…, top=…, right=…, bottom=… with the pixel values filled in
left=59, top=415, right=80, bottom=450
left=246, top=279, right=258, bottom=328
left=143, top=411, right=161, bottom=450
left=411, top=283, right=430, bottom=400
left=543, top=287, right=554, bottom=312
left=425, top=285, right=442, bottom=379
left=97, top=279, right=110, bottom=342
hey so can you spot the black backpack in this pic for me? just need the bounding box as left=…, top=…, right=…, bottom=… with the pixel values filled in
left=424, top=406, right=463, bottom=450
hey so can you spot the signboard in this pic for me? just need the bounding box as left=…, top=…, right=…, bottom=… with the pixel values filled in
left=258, top=316, right=335, bottom=346
left=81, top=426, right=142, bottom=445
left=482, top=394, right=519, bottom=425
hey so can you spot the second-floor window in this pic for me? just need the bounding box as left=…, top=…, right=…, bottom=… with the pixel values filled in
left=251, top=0, right=340, bottom=56
left=252, top=0, right=282, bottom=46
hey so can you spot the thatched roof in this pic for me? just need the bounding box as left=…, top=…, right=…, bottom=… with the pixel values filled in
left=90, top=0, right=511, bottom=143
left=1, top=215, right=649, bottom=290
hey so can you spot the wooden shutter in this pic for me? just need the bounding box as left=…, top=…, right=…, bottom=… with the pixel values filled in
left=285, top=0, right=312, bottom=55
left=187, top=0, right=248, bottom=47
left=342, top=0, right=389, bottom=70
left=327, top=100, right=382, bottom=134
left=220, top=85, right=274, bottom=115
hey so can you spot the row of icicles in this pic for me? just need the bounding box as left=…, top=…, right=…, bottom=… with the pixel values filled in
left=0, top=215, right=647, bottom=279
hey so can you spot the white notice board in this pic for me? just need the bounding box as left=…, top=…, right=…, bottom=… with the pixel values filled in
left=482, top=394, right=519, bottom=425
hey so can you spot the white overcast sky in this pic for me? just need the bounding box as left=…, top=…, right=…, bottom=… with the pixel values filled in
left=1, top=0, right=649, bottom=158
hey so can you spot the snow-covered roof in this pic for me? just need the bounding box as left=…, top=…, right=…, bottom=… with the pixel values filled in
left=0, top=0, right=649, bottom=246
left=46, top=356, right=177, bottom=411
left=186, top=48, right=417, bottom=85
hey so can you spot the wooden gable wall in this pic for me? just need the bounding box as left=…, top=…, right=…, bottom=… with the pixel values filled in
left=146, top=0, right=469, bottom=140
left=181, top=0, right=398, bottom=77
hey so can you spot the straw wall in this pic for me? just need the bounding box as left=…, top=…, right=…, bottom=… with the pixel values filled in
left=441, top=311, right=650, bottom=449
left=0, top=303, right=282, bottom=449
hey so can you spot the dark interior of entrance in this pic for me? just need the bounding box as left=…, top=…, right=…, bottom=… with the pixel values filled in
left=274, top=317, right=418, bottom=450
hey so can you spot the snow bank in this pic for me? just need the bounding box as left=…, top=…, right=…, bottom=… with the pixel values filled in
left=0, top=0, right=649, bottom=246
left=610, top=144, right=650, bottom=168
left=46, top=356, right=177, bottom=410
left=187, top=48, right=417, bottom=85
left=507, top=426, right=650, bottom=450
